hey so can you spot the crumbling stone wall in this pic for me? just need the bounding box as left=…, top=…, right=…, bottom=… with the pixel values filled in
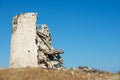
left=10, top=13, right=38, bottom=68
left=36, top=24, right=64, bottom=68
left=10, top=12, right=64, bottom=68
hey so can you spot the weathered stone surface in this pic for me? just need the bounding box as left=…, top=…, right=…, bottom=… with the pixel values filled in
left=10, top=12, right=64, bottom=68
left=36, top=24, right=64, bottom=68
left=10, top=13, right=38, bottom=68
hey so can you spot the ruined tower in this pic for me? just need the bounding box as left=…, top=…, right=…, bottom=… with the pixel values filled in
left=10, top=12, right=64, bottom=68
left=10, top=13, right=38, bottom=68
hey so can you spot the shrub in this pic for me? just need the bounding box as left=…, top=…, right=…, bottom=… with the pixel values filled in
left=118, top=71, right=120, bottom=75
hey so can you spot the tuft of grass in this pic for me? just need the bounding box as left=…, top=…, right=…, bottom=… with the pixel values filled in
left=0, top=68, right=112, bottom=80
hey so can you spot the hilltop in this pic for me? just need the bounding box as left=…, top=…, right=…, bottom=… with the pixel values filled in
left=0, top=67, right=118, bottom=80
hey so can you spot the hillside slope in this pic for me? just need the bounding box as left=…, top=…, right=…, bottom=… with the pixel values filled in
left=0, top=68, right=115, bottom=80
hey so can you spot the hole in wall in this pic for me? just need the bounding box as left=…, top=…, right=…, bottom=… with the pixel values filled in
left=28, top=50, right=30, bottom=53
left=12, top=26, right=17, bottom=34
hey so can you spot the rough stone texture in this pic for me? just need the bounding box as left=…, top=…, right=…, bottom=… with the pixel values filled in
left=36, top=24, right=64, bottom=68
left=10, top=12, right=64, bottom=68
left=10, top=13, right=38, bottom=68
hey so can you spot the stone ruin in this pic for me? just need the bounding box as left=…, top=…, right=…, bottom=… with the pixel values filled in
left=10, top=12, right=64, bottom=69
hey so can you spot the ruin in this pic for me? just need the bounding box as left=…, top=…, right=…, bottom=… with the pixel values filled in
left=10, top=12, right=64, bottom=68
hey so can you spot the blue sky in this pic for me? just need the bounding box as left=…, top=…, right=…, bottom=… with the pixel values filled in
left=0, top=0, right=120, bottom=73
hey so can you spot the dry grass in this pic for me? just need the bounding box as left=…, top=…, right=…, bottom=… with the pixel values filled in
left=0, top=68, right=112, bottom=80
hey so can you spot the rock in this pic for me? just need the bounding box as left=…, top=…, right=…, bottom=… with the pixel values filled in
left=10, top=13, right=38, bottom=68
left=10, top=12, right=64, bottom=69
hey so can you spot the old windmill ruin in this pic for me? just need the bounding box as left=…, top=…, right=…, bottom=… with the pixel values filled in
left=10, top=12, right=64, bottom=68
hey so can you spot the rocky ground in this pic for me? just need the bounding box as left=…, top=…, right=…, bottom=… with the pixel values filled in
left=0, top=67, right=118, bottom=80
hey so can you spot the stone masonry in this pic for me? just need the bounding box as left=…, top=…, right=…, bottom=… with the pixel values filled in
left=10, top=12, right=64, bottom=68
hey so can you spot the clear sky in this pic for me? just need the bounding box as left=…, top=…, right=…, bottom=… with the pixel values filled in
left=0, top=0, right=120, bottom=73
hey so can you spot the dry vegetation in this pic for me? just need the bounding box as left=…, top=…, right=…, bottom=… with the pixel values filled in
left=0, top=68, right=114, bottom=80
left=118, top=71, right=120, bottom=75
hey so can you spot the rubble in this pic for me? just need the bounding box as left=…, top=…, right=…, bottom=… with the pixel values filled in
left=69, top=66, right=111, bottom=80
left=36, top=24, right=64, bottom=68
left=70, top=66, right=110, bottom=74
